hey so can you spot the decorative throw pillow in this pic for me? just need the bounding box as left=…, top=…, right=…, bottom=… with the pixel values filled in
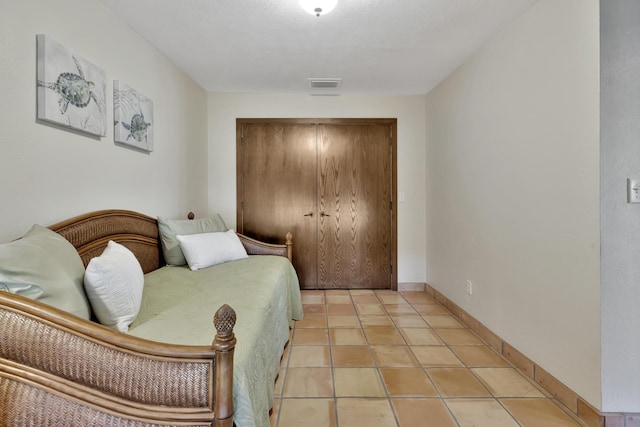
left=176, top=230, right=248, bottom=271
left=157, top=215, right=228, bottom=266
left=0, top=224, right=90, bottom=319
left=84, top=241, right=144, bottom=332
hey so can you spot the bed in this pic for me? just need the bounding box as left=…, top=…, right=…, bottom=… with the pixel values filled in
left=0, top=209, right=303, bottom=427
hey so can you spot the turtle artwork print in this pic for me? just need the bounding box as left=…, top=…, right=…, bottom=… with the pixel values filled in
left=36, top=34, right=107, bottom=137
left=113, top=81, right=154, bottom=152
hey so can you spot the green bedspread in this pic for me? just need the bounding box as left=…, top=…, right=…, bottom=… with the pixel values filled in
left=127, top=255, right=303, bottom=427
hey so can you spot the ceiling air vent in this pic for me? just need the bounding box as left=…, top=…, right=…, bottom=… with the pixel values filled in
left=308, top=78, right=342, bottom=89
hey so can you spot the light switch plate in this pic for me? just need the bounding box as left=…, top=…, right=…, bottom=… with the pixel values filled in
left=628, top=179, right=640, bottom=203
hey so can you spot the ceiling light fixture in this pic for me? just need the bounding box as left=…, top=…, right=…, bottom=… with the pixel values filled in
left=299, top=0, right=338, bottom=17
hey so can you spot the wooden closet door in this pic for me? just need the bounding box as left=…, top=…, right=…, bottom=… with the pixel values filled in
left=239, top=123, right=318, bottom=288
left=318, top=124, right=392, bottom=289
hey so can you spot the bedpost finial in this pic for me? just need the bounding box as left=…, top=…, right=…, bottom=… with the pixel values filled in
left=285, top=232, right=293, bottom=262
left=214, top=304, right=236, bottom=335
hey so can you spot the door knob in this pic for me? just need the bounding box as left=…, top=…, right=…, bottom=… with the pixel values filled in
left=304, top=212, right=314, bottom=217
left=320, top=212, right=330, bottom=217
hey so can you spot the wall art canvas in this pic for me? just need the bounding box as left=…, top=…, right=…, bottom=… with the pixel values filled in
left=36, top=34, right=107, bottom=136
left=113, top=81, right=154, bottom=152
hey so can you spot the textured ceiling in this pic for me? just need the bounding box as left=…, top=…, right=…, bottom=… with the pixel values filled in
left=99, top=0, right=540, bottom=95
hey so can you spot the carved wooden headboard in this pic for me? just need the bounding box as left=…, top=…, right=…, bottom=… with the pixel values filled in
left=49, top=210, right=162, bottom=274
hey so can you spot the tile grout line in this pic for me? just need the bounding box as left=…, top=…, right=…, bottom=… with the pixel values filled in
left=402, top=292, right=462, bottom=427
left=425, top=286, right=601, bottom=426
left=405, top=290, right=586, bottom=427
left=385, top=291, right=463, bottom=426
left=409, top=291, right=520, bottom=427
left=288, top=290, right=585, bottom=427
left=342, top=289, right=398, bottom=426
left=374, top=291, right=404, bottom=427
left=328, top=290, right=340, bottom=427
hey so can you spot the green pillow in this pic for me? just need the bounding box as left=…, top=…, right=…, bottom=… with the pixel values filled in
left=0, top=224, right=90, bottom=319
left=157, top=215, right=228, bottom=266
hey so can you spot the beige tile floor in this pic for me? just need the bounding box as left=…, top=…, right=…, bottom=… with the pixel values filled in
left=270, top=289, right=586, bottom=427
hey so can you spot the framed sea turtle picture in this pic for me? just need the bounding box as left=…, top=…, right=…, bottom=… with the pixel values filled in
left=36, top=34, right=107, bottom=137
left=113, top=81, right=153, bottom=152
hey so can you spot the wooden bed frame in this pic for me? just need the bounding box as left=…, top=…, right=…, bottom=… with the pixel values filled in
left=0, top=209, right=293, bottom=426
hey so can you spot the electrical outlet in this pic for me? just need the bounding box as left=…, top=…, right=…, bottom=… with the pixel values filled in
left=466, top=280, right=473, bottom=296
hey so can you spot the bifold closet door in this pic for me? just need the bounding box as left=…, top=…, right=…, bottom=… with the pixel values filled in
left=239, top=119, right=395, bottom=290
left=318, top=124, right=392, bottom=289
left=239, top=123, right=318, bottom=288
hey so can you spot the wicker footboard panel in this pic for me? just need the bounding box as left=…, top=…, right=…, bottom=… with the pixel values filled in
left=0, top=307, right=212, bottom=409
left=0, top=293, right=238, bottom=426
left=0, top=364, right=212, bottom=426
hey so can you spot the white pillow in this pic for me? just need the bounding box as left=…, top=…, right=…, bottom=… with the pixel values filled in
left=84, top=241, right=144, bottom=332
left=176, top=230, right=248, bottom=271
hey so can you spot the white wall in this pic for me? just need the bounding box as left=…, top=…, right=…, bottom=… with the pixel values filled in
left=425, top=0, right=601, bottom=408
left=600, top=0, right=640, bottom=413
left=0, top=0, right=208, bottom=242
left=207, top=94, right=427, bottom=284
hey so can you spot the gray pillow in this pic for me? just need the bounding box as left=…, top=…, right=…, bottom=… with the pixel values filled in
left=157, top=215, right=228, bottom=266
left=0, top=224, right=90, bottom=319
